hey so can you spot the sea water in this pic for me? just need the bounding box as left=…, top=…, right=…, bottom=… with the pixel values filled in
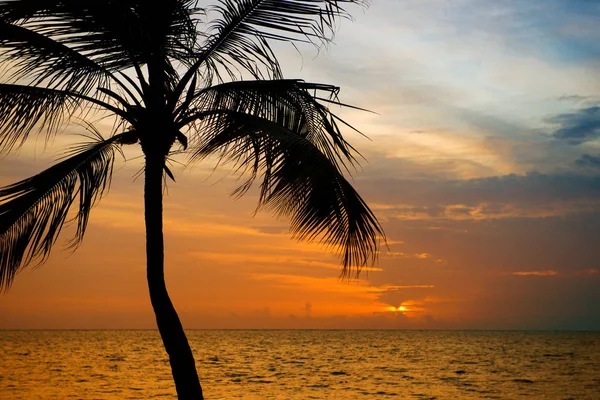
left=1, top=330, right=598, bottom=399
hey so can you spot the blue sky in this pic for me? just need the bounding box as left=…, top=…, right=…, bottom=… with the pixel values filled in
left=261, top=0, right=598, bottom=182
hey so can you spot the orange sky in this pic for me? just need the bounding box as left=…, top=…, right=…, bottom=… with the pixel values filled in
left=2, top=0, right=600, bottom=330
left=2, top=143, right=599, bottom=330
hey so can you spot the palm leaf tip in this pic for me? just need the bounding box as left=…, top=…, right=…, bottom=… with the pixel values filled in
left=189, top=98, right=383, bottom=279
left=284, top=176, right=384, bottom=279
left=0, top=132, right=124, bottom=291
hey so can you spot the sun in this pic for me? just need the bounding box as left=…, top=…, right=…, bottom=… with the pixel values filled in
left=385, top=305, right=408, bottom=314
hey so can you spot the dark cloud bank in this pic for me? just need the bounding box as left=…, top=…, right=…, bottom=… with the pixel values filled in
left=548, top=105, right=600, bottom=145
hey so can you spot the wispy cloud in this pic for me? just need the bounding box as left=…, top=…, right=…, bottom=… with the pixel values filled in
left=360, top=172, right=600, bottom=223
left=512, top=270, right=559, bottom=277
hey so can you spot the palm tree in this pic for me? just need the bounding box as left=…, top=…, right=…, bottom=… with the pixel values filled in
left=0, top=0, right=382, bottom=398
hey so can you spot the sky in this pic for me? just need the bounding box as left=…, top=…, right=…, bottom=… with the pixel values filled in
left=1, top=0, right=600, bottom=330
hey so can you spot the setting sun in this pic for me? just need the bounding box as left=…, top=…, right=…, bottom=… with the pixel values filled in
left=384, top=305, right=408, bottom=314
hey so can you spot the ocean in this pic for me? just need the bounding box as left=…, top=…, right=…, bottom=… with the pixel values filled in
left=1, top=330, right=598, bottom=399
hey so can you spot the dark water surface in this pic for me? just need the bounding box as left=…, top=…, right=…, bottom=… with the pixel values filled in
left=1, top=330, right=598, bottom=399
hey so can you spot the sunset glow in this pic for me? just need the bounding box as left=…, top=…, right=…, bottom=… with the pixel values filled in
left=1, top=0, right=600, bottom=331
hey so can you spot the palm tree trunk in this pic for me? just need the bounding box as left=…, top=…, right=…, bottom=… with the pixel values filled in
left=144, top=153, right=204, bottom=399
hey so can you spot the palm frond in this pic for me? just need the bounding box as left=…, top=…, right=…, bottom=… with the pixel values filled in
left=182, top=79, right=360, bottom=171
left=0, top=1, right=203, bottom=92
left=0, top=131, right=126, bottom=290
left=0, top=21, right=119, bottom=95
left=190, top=110, right=382, bottom=276
left=0, top=83, right=75, bottom=152
left=206, top=0, right=367, bottom=76
left=0, top=84, right=126, bottom=153
left=172, top=0, right=368, bottom=106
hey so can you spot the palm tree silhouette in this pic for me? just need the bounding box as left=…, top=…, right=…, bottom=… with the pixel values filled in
left=0, top=1, right=382, bottom=398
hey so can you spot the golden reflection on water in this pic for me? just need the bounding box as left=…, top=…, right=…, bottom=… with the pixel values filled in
left=1, top=330, right=599, bottom=399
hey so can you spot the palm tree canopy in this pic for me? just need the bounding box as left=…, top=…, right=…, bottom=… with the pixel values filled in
left=0, top=0, right=383, bottom=290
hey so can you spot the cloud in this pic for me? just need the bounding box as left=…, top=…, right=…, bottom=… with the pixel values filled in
left=359, top=172, right=600, bottom=222
left=377, top=212, right=600, bottom=279
left=376, top=286, right=434, bottom=310
left=548, top=105, right=600, bottom=144
left=249, top=273, right=377, bottom=296
left=574, top=153, right=600, bottom=169
left=558, top=95, right=591, bottom=103
left=579, top=269, right=599, bottom=276
left=512, top=270, right=559, bottom=277
left=383, top=251, right=437, bottom=260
